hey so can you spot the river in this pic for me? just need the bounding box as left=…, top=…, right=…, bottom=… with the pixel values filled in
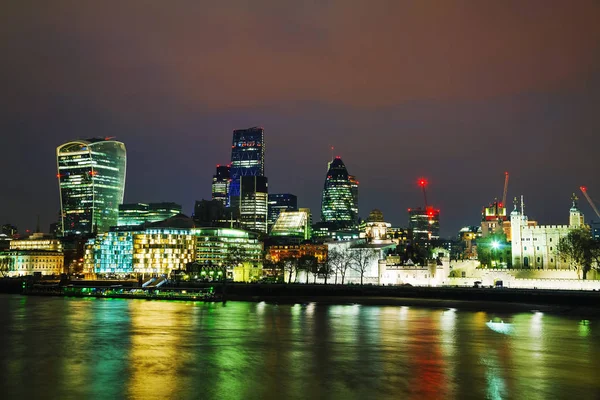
left=0, top=294, right=598, bottom=399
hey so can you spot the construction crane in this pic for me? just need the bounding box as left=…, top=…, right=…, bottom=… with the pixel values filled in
left=501, top=172, right=509, bottom=208
left=580, top=186, right=600, bottom=219
left=418, top=178, right=428, bottom=208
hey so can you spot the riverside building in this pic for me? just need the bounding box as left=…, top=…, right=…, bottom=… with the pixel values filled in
left=56, top=138, right=126, bottom=235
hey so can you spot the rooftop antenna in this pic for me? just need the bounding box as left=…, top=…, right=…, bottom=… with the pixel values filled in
left=330, top=145, right=334, bottom=161
left=36, top=215, right=40, bottom=233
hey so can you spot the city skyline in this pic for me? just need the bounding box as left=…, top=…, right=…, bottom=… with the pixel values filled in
left=1, top=1, right=600, bottom=236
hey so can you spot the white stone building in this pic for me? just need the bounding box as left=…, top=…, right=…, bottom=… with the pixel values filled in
left=511, top=196, right=584, bottom=269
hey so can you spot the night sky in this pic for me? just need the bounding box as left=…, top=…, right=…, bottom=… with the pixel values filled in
left=1, top=1, right=600, bottom=237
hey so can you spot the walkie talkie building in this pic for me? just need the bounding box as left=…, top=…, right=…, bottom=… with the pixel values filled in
left=56, top=138, right=126, bottom=235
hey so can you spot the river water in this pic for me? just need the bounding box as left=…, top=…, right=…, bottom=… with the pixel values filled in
left=0, top=295, right=598, bottom=400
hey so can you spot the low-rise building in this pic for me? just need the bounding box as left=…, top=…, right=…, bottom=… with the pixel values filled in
left=10, top=232, right=63, bottom=251
left=0, top=250, right=64, bottom=276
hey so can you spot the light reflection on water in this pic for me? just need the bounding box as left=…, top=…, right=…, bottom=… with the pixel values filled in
left=0, top=294, right=599, bottom=399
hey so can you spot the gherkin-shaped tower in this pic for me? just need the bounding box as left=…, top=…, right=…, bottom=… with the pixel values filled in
left=321, top=157, right=357, bottom=227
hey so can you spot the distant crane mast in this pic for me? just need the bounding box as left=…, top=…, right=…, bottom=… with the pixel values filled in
left=580, top=186, right=600, bottom=219
left=418, top=178, right=428, bottom=209
left=501, top=172, right=509, bottom=208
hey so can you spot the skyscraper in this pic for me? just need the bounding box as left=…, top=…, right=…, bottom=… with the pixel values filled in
left=57, top=138, right=126, bottom=235
left=268, top=193, right=298, bottom=229
left=212, top=164, right=231, bottom=206
left=408, top=207, right=440, bottom=246
left=240, top=176, right=268, bottom=233
left=321, top=157, right=356, bottom=228
left=229, top=127, right=265, bottom=207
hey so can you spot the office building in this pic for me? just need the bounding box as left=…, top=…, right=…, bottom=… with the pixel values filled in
left=9, top=232, right=63, bottom=251
left=270, top=209, right=311, bottom=240
left=228, top=127, right=265, bottom=207
left=408, top=207, right=440, bottom=246
left=57, top=138, right=126, bottom=235
left=118, top=202, right=182, bottom=226
left=240, top=176, right=268, bottom=233
left=212, top=165, right=231, bottom=206
left=268, top=193, right=298, bottom=229
left=321, top=157, right=356, bottom=228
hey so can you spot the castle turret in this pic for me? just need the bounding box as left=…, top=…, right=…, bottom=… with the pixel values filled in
left=569, top=193, right=585, bottom=227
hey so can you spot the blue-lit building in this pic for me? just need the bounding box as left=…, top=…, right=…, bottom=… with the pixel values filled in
left=57, top=138, right=126, bottom=235
left=228, top=127, right=265, bottom=207
left=268, top=193, right=298, bottom=229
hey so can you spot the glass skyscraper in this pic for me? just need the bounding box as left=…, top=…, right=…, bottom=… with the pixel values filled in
left=229, top=127, right=265, bottom=206
left=212, top=165, right=231, bottom=206
left=267, top=193, right=298, bottom=228
left=57, top=138, right=126, bottom=235
left=321, top=157, right=356, bottom=228
left=118, top=202, right=182, bottom=226
left=408, top=207, right=440, bottom=246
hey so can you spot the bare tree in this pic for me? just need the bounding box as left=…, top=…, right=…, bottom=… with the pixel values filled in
left=327, top=248, right=353, bottom=285
left=282, top=257, right=300, bottom=284
left=299, top=255, right=319, bottom=284
left=350, top=247, right=379, bottom=285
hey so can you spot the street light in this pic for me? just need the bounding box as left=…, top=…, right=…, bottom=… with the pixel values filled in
left=491, top=241, right=500, bottom=268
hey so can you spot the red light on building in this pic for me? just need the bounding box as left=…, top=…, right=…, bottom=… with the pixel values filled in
left=418, top=178, right=428, bottom=187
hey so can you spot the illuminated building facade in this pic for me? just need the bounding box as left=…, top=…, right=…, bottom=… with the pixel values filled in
left=267, top=193, right=298, bottom=229
left=408, top=207, right=440, bottom=246
left=321, top=157, right=356, bottom=228
left=192, top=227, right=263, bottom=267
left=271, top=209, right=311, bottom=240
left=118, top=203, right=182, bottom=226
left=511, top=195, right=584, bottom=269
left=363, top=209, right=391, bottom=243
left=85, top=231, right=134, bottom=275
left=240, top=176, right=268, bottom=233
left=0, top=250, right=64, bottom=276
left=9, top=232, right=63, bottom=251
left=212, top=165, right=231, bottom=206
left=228, top=127, right=265, bottom=206
left=268, top=243, right=327, bottom=263
left=132, top=229, right=195, bottom=275
left=57, top=138, right=126, bottom=235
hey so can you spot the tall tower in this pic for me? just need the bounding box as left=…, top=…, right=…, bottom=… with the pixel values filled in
left=57, top=138, right=126, bottom=235
left=510, top=197, right=527, bottom=268
left=212, top=164, right=231, bottom=207
left=321, top=157, right=355, bottom=228
left=228, top=127, right=265, bottom=207
left=569, top=193, right=585, bottom=227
